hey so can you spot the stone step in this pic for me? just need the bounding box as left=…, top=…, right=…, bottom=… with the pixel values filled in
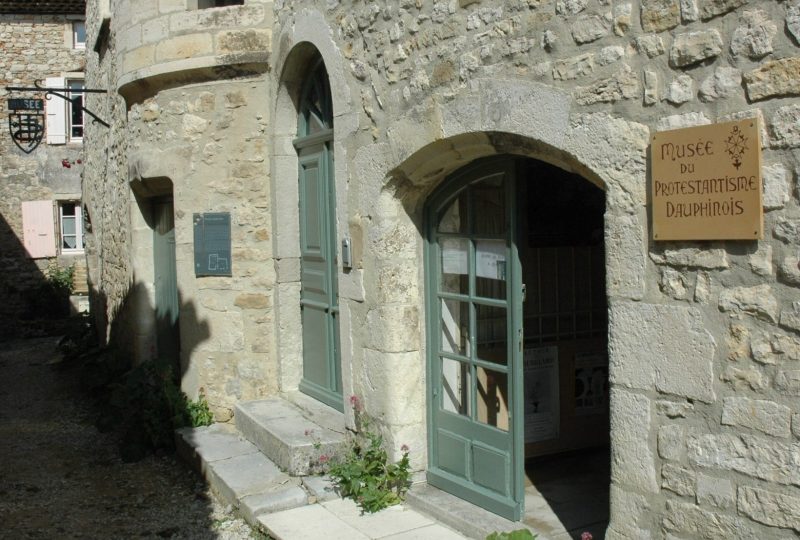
left=235, top=397, right=348, bottom=476
left=405, top=483, right=544, bottom=540
left=175, top=423, right=311, bottom=528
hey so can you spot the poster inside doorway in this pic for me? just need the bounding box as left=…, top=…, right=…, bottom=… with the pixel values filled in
left=524, top=346, right=559, bottom=443
left=574, top=352, right=608, bottom=415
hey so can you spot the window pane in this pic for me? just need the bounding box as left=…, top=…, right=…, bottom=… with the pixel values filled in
left=475, top=239, right=506, bottom=299
left=442, top=358, right=470, bottom=417
left=62, top=216, right=76, bottom=235
left=472, top=175, right=505, bottom=235
left=440, top=238, right=468, bottom=295
left=63, top=235, right=77, bottom=249
left=441, top=299, right=469, bottom=356
left=73, top=21, right=86, bottom=47
left=438, top=191, right=467, bottom=233
left=477, top=367, right=508, bottom=431
left=476, top=303, right=506, bottom=365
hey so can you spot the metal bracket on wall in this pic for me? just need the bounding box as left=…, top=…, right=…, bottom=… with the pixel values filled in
left=6, top=81, right=109, bottom=127
left=5, top=81, right=108, bottom=153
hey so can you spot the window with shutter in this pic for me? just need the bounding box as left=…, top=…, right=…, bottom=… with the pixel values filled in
left=45, top=77, right=66, bottom=145
left=21, top=200, right=57, bottom=258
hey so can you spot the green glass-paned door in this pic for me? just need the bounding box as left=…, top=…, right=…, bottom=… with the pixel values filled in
left=296, top=57, right=342, bottom=412
left=425, top=159, right=524, bottom=521
left=153, top=198, right=180, bottom=366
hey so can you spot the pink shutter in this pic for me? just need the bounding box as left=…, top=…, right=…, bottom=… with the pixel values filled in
left=22, top=200, right=57, bottom=258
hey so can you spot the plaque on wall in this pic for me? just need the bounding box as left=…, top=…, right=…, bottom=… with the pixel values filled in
left=651, top=119, right=763, bottom=241
left=193, top=212, right=232, bottom=277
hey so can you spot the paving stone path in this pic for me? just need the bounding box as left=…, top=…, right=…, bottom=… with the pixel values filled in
left=0, top=337, right=260, bottom=540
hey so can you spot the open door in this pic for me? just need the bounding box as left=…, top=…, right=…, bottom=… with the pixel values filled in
left=425, top=158, right=524, bottom=520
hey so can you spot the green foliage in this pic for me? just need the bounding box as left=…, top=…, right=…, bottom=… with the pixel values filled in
left=23, top=262, right=75, bottom=320
left=327, top=397, right=412, bottom=513
left=45, top=262, right=75, bottom=294
left=486, top=530, right=537, bottom=540
left=91, top=355, right=214, bottom=462
left=186, top=389, right=215, bottom=427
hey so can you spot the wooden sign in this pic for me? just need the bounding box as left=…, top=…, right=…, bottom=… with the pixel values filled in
left=651, top=119, right=762, bottom=241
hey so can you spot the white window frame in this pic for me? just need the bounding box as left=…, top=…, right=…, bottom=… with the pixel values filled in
left=72, top=20, right=86, bottom=49
left=58, top=201, right=84, bottom=253
left=67, top=79, right=84, bottom=143
left=45, top=74, right=84, bottom=145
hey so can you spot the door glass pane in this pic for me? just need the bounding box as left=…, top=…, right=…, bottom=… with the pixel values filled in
left=442, top=357, right=470, bottom=416
left=441, top=238, right=468, bottom=295
left=477, top=367, right=509, bottom=431
left=441, top=299, right=470, bottom=356
left=476, top=303, right=506, bottom=365
left=438, top=191, right=467, bottom=233
left=475, top=239, right=506, bottom=299
left=472, top=176, right=505, bottom=235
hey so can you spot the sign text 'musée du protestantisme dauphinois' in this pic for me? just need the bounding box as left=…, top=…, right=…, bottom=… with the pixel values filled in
left=651, top=119, right=763, bottom=241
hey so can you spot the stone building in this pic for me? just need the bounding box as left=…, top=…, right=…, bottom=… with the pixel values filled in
left=0, top=0, right=89, bottom=337
left=82, top=0, right=800, bottom=537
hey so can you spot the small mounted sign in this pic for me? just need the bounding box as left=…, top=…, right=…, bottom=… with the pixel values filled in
left=651, top=119, right=763, bottom=241
left=7, top=97, right=45, bottom=153
left=193, top=212, right=232, bottom=277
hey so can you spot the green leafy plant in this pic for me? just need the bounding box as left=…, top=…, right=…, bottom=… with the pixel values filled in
left=486, top=530, right=538, bottom=540
left=327, top=395, right=412, bottom=513
left=23, top=262, right=75, bottom=320
left=90, top=355, right=215, bottom=461
left=186, top=388, right=215, bottom=427
left=45, top=262, right=75, bottom=294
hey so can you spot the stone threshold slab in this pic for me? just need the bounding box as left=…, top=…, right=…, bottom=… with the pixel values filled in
left=405, top=483, right=544, bottom=540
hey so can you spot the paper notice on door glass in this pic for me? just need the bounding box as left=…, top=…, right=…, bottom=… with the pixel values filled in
left=524, top=346, right=559, bottom=443
left=441, top=239, right=468, bottom=275
left=476, top=240, right=506, bottom=281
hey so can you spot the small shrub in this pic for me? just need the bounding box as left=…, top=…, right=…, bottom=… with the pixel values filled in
left=89, top=355, right=215, bottom=461
left=486, top=530, right=537, bottom=540
left=327, top=396, right=412, bottom=513
left=23, top=262, right=75, bottom=320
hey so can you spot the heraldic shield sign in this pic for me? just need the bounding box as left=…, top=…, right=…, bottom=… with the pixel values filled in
left=7, top=98, right=45, bottom=153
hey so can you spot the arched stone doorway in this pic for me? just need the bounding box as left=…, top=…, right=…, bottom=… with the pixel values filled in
left=424, top=155, right=609, bottom=535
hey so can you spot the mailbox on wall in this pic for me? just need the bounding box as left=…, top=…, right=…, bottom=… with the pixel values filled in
left=193, top=212, right=232, bottom=277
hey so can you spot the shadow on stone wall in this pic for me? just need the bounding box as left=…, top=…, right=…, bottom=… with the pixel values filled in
left=0, top=212, right=74, bottom=340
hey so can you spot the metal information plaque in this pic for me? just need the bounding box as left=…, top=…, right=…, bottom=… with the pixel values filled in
left=651, top=118, right=763, bottom=241
left=193, top=212, right=232, bottom=277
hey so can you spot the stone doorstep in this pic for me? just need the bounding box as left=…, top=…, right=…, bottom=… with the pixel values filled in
left=175, top=423, right=317, bottom=532
left=405, top=483, right=542, bottom=540
left=235, top=397, right=348, bottom=475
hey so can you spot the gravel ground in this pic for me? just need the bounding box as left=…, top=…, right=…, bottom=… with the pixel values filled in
left=0, top=337, right=264, bottom=540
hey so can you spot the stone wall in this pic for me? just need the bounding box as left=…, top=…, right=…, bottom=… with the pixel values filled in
left=0, top=14, right=86, bottom=337
left=85, top=0, right=800, bottom=535
left=83, top=0, right=274, bottom=420
left=270, top=1, right=800, bottom=537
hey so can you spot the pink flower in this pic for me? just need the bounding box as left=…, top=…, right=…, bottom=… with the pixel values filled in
left=581, top=533, right=593, bottom=540
left=349, top=395, right=361, bottom=411
left=400, top=444, right=409, bottom=453
left=318, top=454, right=329, bottom=463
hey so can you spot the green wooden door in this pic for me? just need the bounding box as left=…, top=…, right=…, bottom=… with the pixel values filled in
left=425, top=158, right=524, bottom=520
left=295, top=58, right=342, bottom=412
left=153, top=198, right=180, bottom=367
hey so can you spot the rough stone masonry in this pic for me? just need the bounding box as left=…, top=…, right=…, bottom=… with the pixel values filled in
left=83, top=0, right=800, bottom=537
